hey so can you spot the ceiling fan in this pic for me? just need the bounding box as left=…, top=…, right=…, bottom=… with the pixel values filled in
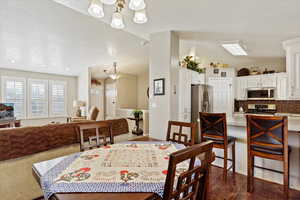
left=104, top=62, right=120, bottom=80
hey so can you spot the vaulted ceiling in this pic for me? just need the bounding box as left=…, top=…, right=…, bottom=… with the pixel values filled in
left=1, top=0, right=300, bottom=76
left=0, top=0, right=149, bottom=76
left=53, top=0, right=300, bottom=71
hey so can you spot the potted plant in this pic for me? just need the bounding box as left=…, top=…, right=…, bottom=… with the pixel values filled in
left=132, top=110, right=143, bottom=119
left=181, top=56, right=205, bottom=73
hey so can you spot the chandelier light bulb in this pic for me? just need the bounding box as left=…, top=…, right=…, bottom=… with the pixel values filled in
left=133, top=9, right=148, bottom=24
left=129, top=0, right=146, bottom=11
left=88, top=0, right=104, bottom=18
left=100, top=0, right=116, bottom=5
left=111, top=11, right=125, bottom=29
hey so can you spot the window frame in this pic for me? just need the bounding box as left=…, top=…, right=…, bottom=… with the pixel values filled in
left=1, top=76, right=27, bottom=119
left=27, top=78, right=49, bottom=119
left=49, top=80, right=68, bottom=117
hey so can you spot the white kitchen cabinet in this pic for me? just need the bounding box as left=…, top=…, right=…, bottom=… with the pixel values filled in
left=236, top=77, right=248, bottom=100
left=247, top=76, right=261, bottom=88
left=208, top=77, right=234, bottom=117
left=283, top=38, right=300, bottom=99
left=191, top=71, right=205, bottom=85
left=261, top=74, right=277, bottom=88
left=276, top=73, right=288, bottom=100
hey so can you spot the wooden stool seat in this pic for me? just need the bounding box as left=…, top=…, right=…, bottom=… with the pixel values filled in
left=199, top=112, right=236, bottom=180
left=203, top=135, right=236, bottom=145
left=246, top=115, right=290, bottom=196
left=252, top=145, right=291, bottom=155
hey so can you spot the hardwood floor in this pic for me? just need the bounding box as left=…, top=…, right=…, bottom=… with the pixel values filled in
left=35, top=166, right=300, bottom=200
left=208, top=166, right=300, bottom=200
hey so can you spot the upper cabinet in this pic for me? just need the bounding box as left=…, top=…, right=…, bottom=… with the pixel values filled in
left=247, top=76, right=261, bottom=88
left=276, top=73, right=288, bottom=100
left=261, top=74, right=277, bottom=88
left=235, top=73, right=288, bottom=100
left=246, top=75, right=276, bottom=88
left=283, top=38, right=300, bottom=100
left=236, top=77, right=248, bottom=100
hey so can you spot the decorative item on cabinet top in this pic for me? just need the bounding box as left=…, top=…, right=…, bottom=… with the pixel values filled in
left=180, top=56, right=205, bottom=73
left=91, top=79, right=102, bottom=86
left=206, top=67, right=235, bottom=78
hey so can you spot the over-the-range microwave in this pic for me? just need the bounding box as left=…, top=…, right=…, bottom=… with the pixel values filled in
left=247, top=88, right=275, bottom=100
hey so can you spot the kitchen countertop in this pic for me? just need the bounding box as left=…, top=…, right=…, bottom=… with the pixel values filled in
left=228, top=112, right=300, bottom=132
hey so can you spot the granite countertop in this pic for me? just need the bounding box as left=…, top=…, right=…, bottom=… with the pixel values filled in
left=228, top=112, right=300, bottom=132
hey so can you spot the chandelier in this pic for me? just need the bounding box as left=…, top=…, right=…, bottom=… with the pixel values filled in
left=104, top=62, right=120, bottom=80
left=88, top=0, right=148, bottom=29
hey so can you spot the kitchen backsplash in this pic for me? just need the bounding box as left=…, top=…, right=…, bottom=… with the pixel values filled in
left=234, top=100, right=300, bottom=114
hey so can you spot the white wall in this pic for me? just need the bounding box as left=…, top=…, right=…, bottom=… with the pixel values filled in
left=0, top=68, right=77, bottom=125
left=149, top=31, right=179, bottom=140
left=137, top=71, right=149, bottom=110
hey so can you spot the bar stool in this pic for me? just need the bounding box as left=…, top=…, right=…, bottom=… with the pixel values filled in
left=199, top=112, right=236, bottom=179
left=246, top=115, right=290, bottom=195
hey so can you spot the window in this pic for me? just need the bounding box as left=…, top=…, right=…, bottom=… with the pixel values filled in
left=49, top=81, right=67, bottom=116
left=1, top=76, right=68, bottom=119
left=28, top=79, right=48, bottom=118
left=1, top=77, right=26, bottom=119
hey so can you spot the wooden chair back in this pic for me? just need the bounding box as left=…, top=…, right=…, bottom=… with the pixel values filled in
left=166, top=121, right=197, bottom=146
left=199, top=112, right=227, bottom=144
left=163, top=141, right=214, bottom=200
left=78, top=122, right=113, bottom=151
left=246, top=115, right=288, bottom=156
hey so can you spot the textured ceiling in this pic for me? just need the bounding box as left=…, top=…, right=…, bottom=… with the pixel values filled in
left=2, top=0, right=300, bottom=76
left=0, top=0, right=149, bottom=76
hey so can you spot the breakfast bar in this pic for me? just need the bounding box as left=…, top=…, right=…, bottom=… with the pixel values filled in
left=210, top=113, right=300, bottom=192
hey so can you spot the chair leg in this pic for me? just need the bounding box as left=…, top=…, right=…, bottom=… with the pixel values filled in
left=232, top=142, right=236, bottom=173
left=283, top=153, right=290, bottom=196
left=247, top=155, right=254, bottom=192
left=223, top=148, right=228, bottom=180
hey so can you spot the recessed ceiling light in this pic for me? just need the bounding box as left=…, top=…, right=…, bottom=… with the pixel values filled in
left=222, top=42, right=248, bottom=56
left=10, top=59, right=16, bottom=63
left=65, top=67, right=71, bottom=72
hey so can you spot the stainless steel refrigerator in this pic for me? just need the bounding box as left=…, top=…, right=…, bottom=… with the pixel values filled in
left=191, top=84, right=213, bottom=143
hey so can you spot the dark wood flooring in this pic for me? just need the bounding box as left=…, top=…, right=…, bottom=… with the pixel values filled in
left=208, top=166, right=300, bottom=200
left=34, top=166, right=300, bottom=200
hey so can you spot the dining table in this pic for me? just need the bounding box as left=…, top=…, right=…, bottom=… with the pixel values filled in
left=32, top=137, right=169, bottom=200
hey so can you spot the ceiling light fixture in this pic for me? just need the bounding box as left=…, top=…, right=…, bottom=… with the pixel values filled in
left=88, top=0, right=104, bottom=18
left=129, top=0, right=146, bottom=11
left=221, top=41, right=248, bottom=56
left=111, top=10, right=125, bottom=29
left=88, top=0, right=148, bottom=29
left=104, top=62, right=120, bottom=80
left=133, top=9, right=147, bottom=24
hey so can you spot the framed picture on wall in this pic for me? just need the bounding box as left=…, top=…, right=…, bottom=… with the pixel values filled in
left=153, top=78, right=165, bottom=96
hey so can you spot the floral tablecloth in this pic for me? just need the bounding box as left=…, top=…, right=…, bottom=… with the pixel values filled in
left=41, top=141, right=189, bottom=199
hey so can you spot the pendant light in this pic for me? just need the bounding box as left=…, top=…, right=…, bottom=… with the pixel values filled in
left=111, top=11, right=125, bottom=29
left=88, top=0, right=104, bottom=18
left=133, top=9, right=147, bottom=24
left=104, top=62, right=120, bottom=80
left=129, top=0, right=146, bottom=11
